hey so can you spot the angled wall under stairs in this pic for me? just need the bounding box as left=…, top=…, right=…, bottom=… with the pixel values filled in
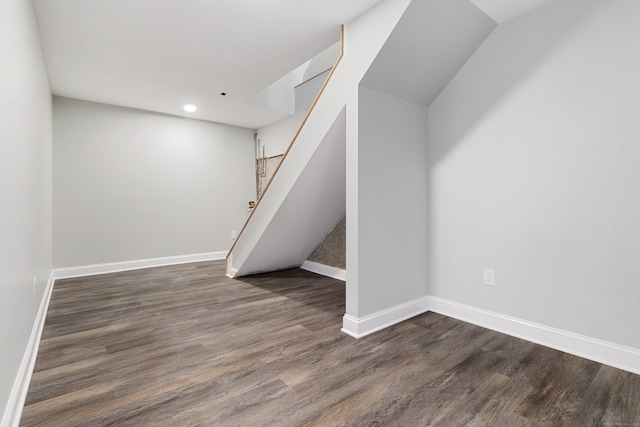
left=226, top=0, right=413, bottom=278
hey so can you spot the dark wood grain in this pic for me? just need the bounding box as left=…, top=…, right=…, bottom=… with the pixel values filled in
left=21, top=260, right=640, bottom=426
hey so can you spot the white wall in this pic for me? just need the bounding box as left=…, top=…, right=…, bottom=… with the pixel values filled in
left=246, top=68, right=304, bottom=116
left=294, top=69, right=330, bottom=115
left=228, top=0, right=413, bottom=278
left=302, top=42, right=341, bottom=81
left=352, top=86, right=428, bottom=317
left=361, top=0, right=496, bottom=107
left=256, top=111, right=306, bottom=159
left=247, top=42, right=340, bottom=116
left=256, top=42, right=339, bottom=159
left=427, top=0, right=640, bottom=349
left=469, top=0, right=561, bottom=23
left=0, top=0, right=52, bottom=421
left=53, top=97, right=255, bottom=267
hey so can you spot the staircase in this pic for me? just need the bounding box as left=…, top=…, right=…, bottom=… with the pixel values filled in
left=225, top=0, right=412, bottom=278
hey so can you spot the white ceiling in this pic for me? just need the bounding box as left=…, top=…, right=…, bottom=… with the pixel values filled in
left=33, top=0, right=383, bottom=129
left=33, top=0, right=561, bottom=130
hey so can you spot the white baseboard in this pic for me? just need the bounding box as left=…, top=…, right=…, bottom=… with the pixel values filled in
left=226, top=267, right=238, bottom=279
left=3, top=252, right=229, bottom=426
left=2, top=272, right=56, bottom=427
left=340, top=294, right=640, bottom=375
left=52, top=251, right=227, bottom=280
left=225, top=253, right=236, bottom=279
left=427, top=296, right=640, bottom=376
left=342, top=296, right=430, bottom=339
left=300, top=260, right=346, bottom=281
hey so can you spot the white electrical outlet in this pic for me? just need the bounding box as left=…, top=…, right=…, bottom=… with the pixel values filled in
left=231, top=230, right=237, bottom=239
left=33, top=276, right=37, bottom=295
left=483, top=269, right=495, bottom=286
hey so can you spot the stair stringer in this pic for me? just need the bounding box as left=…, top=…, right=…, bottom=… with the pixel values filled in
left=226, top=0, right=413, bottom=278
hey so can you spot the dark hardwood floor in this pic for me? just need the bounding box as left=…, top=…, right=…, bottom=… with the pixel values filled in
left=21, top=260, right=640, bottom=426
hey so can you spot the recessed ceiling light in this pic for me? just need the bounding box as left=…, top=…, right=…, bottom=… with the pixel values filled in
left=183, top=104, right=197, bottom=112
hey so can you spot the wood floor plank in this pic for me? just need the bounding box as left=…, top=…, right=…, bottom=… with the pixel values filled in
left=568, top=364, right=640, bottom=426
left=20, top=260, right=640, bottom=426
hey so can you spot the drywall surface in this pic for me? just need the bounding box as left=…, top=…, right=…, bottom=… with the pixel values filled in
left=247, top=41, right=340, bottom=117
left=469, top=0, right=560, bottom=23
left=361, top=0, right=496, bottom=107
left=256, top=68, right=334, bottom=159
left=231, top=109, right=347, bottom=276
left=257, top=111, right=306, bottom=158
left=302, top=42, right=341, bottom=81
left=355, top=86, right=428, bottom=317
left=53, top=97, right=255, bottom=267
left=308, top=217, right=346, bottom=269
left=427, top=0, right=640, bottom=348
left=294, top=69, right=330, bottom=114
left=0, top=0, right=52, bottom=420
left=228, top=0, right=412, bottom=278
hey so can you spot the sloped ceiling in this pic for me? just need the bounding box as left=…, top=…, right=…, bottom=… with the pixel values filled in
left=361, top=0, right=497, bottom=107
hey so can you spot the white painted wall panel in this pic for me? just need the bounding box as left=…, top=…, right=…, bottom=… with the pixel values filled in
left=53, top=97, right=255, bottom=267
left=229, top=0, right=413, bottom=278
left=427, top=0, right=640, bottom=348
left=355, top=86, right=428, bottom=317
left=0, top=0, right=52, bottom=420
left=257, top=112, right=306, bottom=158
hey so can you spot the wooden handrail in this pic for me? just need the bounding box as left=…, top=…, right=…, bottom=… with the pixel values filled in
left=226, top=26, right=345, bottom=274
left=294, top=67, right=332, bottom=89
